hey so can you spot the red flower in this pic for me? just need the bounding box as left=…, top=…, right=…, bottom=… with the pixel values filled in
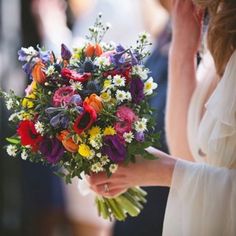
left=61, top=68, right=91, bottom=83
left=17, top=120, right=43, bottom=150
left=103, top=67, right=132, bottom=83
left=73, top=102, right=97, bottom=134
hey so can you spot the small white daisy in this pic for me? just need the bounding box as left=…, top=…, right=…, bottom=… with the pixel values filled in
left=70, top=80, right=83, bottom=91
left=144, top=77, right=158, bottom=95
left=109, top=164, right=118, bottom=174
left=100, top=155, right=110, bottom=166
left=6, top=145, right=18, bottom=157
left=123, top=131, right=134, bottom=143
left=87, top=150, right=96, bottom=160
left=91, top=162, right=104, bottom=173
left=113, top=75, right=126, bottom=87
left=95, top=56, right=111, bottom=68
left=132, top=65, right=149, bottom=80
left=46, top=65, right=55, bottom=76
left=35, top=121, right=44, bottom=135
left=134, top=118, right=147, bottom=132
left=116, top=90, right=127, bottom=103
left=6, top=99, right=14, bottom=110
left=125, top=91, right=132, bottom=101
left=21, top=150, right=28, bottom=160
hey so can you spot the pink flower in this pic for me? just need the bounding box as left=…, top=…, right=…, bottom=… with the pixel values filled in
left=115, top=106, right=137, bottom=136
left=52, top=86, right=75, bottom=107
left=116, top=106, right=137, bottom=124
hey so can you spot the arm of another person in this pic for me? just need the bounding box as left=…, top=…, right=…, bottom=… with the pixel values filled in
left=165, top=0, right=203, bottom=161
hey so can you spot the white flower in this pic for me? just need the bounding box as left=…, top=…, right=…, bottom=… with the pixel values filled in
left=144, top=77, right=158, bottom=95
left=109, top=164, right=118, bottom=174
left=70, top=80, right=83, bottom=91
left=96, top=152, right=102, bottom=158
left=95, top=56, right=111, bottom=68
left=46, top=65, right=55, bottom=76
left=21, top=150, right=28, bottom=160
left=125, top=92, right=132, bottom=101
left=21, top=46, right=38, bottom=61
left=116, top=90, right=127, bottom=103
left=6, top=99, right=14, bottom=110
left=91, top=162, right=104, bottom=173
left=100, top=155, right=110, bottom=166
left=132, top=65, right=149, bottom=80
left=134, top=118, right=147, bottom=132
left=35, top=121, right=44, bottom=135
left=123, top=131, right=134, bottom=143
left=89, top=134, right=103, bottom=150
left=7, top=145, right=18, bottom=157
left=8, top=113, right=19, bottom=121
left=88, top=150, right=96, bottom=160
left=113, top=75, right=126, bottom=87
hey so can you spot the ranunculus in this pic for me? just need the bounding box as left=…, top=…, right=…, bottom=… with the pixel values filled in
left=130, top=77, right=144, bottom=104
left=39, top=138, right=64, bottom=164
left=85, top=43, right=103, bottom=57
left=57, top=130, right=79, bottom=153
left=84, top=93, right=103, bottom=113
left=102, top=135, right=126, bottom=163
left=52, top=86, right=75, bottom=107
left=17, top=120, right=43, bottom=150
left=61, top=68, right=91, bottom=83
left=116, top=106, right=137, bottom=124
left=61, top=43, right=72, bottom=60
left=32, top=61, right=46, bottom=84
left=73, top=102, right=97, bottom=134
left=115, top=106, right=137, bottom=137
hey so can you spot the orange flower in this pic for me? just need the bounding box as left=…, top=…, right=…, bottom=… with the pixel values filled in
left=57, top=130, right=79, bottom=153
left=84, top=93, right=103, bottom=113
left=85, top=43, right=103, bottom=57
left=32, top=61, right=46, bottom=84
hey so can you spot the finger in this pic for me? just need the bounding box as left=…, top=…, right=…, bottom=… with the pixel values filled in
left=145, top=146, right=170, bottom=159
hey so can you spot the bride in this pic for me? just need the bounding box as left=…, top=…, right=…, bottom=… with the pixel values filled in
left=89, top=0, right=236, bottom=235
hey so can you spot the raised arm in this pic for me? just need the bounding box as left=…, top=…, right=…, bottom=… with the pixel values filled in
left=165, top=0, right=203, bottom=160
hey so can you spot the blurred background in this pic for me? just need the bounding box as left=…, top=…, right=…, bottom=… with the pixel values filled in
left=0, top=0, right=169, bottom=235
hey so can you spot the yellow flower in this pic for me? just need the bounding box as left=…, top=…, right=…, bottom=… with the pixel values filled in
left=22, top=93, right=36, bottom=108
left=100, top=92, right=111, bottom=102
left=104, top=126, right=116, bottom=136
left=103, top=80, right=112, bottom=90
left=78, top=144, right=91, bottom=158
left=88, top=126, right=101, bottom=137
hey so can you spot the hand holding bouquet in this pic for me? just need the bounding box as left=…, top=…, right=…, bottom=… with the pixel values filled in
left=1, top=15, right=159, bottom=221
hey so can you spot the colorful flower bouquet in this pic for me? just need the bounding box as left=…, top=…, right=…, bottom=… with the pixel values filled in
left=0, top=15, right=159, bottom=221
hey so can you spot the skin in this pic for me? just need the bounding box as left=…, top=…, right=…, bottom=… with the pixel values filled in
left=89, top=0, right=204, bottom=197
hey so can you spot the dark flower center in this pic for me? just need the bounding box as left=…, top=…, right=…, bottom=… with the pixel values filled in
left=78, top=112, right=91, bottom=128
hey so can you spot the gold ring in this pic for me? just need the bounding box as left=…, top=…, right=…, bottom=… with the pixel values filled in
left=104, top=183, right=109, bottom=193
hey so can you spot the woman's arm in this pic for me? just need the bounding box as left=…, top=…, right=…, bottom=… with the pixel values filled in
left=165, top=0, right=203, bottom=161
left=89, top=149, right=176, bottom=198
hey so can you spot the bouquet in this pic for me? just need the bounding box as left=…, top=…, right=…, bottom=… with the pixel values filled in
left=1, top=15, right=159, bottom=221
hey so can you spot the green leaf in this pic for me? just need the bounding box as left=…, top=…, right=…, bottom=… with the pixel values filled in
left=6, top=137, right=20, bottom=144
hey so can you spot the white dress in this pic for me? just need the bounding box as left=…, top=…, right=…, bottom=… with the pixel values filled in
left=163, top=51, right=236, bottom=236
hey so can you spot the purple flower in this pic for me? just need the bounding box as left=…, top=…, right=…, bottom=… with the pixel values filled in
left=102, top=135, right=126, bottom=163
left=50, top=112, right=69, bottom=129
left=22, top=62, right=35, bottom=76
left=61, top=43, right=72, bottom=60
left=116, top=44, right=126, bottom=52
left=70, top=94, right=82, bottom=106
left=39, top=138, right=65, bottom=164
left=110, top=52, right=126, bottom=67
left=130, top=78, right=145, bottom=104
left=135, top=132, right=145, bottom=142
left=38, top=49, right=51, bottom=62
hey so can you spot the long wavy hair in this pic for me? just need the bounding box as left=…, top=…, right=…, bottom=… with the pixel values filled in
left=193, top=0, right=236, bottom=75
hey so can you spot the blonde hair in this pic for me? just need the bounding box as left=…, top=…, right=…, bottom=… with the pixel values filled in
left=194, top=0, right=236, bottom=75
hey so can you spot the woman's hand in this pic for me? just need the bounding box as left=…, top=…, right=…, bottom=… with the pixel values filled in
left=171, top=0, right=203, bottom=55
left=88, top=147, right=176, bottom=198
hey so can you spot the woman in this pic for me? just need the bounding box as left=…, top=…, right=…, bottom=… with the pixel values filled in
left=89, top=0, right=236, bottom=235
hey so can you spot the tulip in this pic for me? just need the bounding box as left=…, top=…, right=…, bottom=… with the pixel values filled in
left=32, top=61, right=46, bottom=84
left=84, top=93, right=103, bottom=113
left=57, top=130, right=79, bottom=153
